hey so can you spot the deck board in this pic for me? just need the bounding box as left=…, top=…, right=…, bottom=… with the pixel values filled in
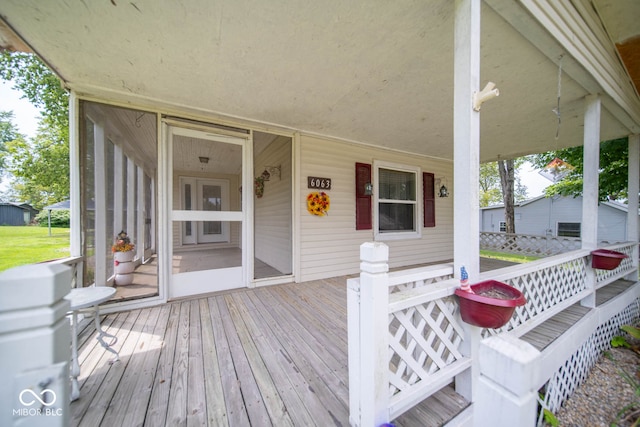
left=145, top=303, right=180, bottom=427
left=597, top=279, right=635, bottom=305
left=521, top=304, right=590, bottom=351
left=70, top=277, right=471, bottom=426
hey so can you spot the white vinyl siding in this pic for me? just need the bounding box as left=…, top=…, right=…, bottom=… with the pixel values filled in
left=479, top=196, right=632, bottom=243
left=298, top=134, right=453, bottom=282
left=254, top=135, right=293, bottom=275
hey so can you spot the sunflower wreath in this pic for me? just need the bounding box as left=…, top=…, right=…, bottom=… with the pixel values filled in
left=306, top=191, right=330, bottom=216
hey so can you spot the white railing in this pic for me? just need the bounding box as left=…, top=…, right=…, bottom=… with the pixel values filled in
left=594, top=242, right=637, bottom=288
left=480, top=231, right=582, bottom=256
left=347, top=241, right=638, bottom=426
left=48, top=256, right=84, bottom=289
left=347, top=244, right=464, bottom=426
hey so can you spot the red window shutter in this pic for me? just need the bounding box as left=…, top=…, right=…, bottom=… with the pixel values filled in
left=355, top=162, right=372, bottom=230
left=423, top=172, right=435, bottom=227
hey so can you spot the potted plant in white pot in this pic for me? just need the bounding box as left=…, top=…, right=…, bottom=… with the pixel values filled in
left=112, top=230, right=135, bottom=285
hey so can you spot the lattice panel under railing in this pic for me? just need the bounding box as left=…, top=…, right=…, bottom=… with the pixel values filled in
left=536, top=298, right=640, bottom=427
left=480, top=232, right=581, bottom=257
left=388, top=274, right=454, bottom=294
left=387, top=296, right=464, bottom=398
left=595, top=244, right=636, bottom=285
left=491, top=257, right=588, bottom=334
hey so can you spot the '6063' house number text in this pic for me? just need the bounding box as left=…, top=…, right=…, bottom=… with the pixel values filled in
left=307, top=176, right=332, bottom=190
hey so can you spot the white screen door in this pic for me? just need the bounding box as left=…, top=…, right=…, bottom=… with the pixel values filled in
left=169, top=125, right=247, bottom=299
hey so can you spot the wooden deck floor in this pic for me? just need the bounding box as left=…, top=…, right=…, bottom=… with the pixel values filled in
left=520, top=278, right=637, bottom=352
left=70, top=276, right=471, bottom=426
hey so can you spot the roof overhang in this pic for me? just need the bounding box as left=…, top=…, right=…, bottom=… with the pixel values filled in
left=1, top=0, right=638, bottom=162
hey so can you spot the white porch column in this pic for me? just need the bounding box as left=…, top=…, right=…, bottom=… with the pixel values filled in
left=127, top=157, right=136, bottom=240
left=453, top=0, right=481, bottom=279
left=475, top=335, right=541, bottom=427
left=69, top=93, right=81, bottom=259
left=69, top=92, right=84, bottom=284
left=136, top=165, right=146, bottom=262
left=94, top=120, right=107, bottom=287
left=113, top=144, right=124, bottom=235
left=581, top=95, right=601, bottom=250
left=628, top=134, right=640, bottom=279
left=453, top=0, right=482, bottom=402
left=581, top=95, right=601, bottom=308
left=350, top=242, right=390, bottom=426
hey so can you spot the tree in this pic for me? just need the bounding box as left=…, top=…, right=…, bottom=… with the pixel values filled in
left=0, top=111, right=23, bottom=178
left=0, top=52, right=70, bottom=208
left=479, top=158, right=529, bottom=208
left=479, top=157, right=529, bottom=234
left=498, top=159, right=516, bottom=234
left=5, top=116, right=69, bottom=208
left=479, top=162, right=502, bottom=207
left=0, top=52, right=68, bottom=131
left=530, top=137, right=628, bottom=201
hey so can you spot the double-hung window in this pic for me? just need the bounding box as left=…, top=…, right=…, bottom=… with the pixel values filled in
left=374, top=161, right=421, bottom=240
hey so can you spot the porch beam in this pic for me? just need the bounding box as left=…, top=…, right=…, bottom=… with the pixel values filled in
left=453, top=0, right=481, bottom=404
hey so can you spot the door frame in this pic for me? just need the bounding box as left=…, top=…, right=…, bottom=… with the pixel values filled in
left=165, top=123, right=253, bottom=299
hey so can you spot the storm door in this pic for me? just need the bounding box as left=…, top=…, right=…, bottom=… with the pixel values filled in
left=169, top=125, right=247, bottom=299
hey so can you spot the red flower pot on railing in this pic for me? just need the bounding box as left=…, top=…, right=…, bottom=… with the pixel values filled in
left=590, top=249, right=628, bottom=270
left=455, top=280, right=526, bottom=329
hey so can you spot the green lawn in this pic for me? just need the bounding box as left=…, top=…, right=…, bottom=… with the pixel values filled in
left=0, top=226, right=71, bottom=272
left=480, top=249, right=539, bottom=263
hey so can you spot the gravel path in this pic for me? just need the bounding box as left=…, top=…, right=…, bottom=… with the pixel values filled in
left=552, top=344, right=639, bottom=427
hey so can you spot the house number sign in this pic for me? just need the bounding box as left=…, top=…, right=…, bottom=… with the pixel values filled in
left=307, top=176, right=332, bottom=190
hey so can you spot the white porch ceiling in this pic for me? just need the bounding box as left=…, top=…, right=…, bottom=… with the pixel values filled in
left=1, top=0, right=639, bottom=162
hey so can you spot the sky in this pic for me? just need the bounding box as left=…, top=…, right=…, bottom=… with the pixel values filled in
left=0, top=81, right=551, bottom=197
left=520, top=161, right=552, bottom=198
left=0, top=80, right=42, bottom=138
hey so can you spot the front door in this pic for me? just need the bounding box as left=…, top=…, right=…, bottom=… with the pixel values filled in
left=181, top=178, right=230, bottom=244
left=169, top=125, right=248, bottom=299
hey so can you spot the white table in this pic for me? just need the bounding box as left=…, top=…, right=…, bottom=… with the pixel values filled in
left=65, top=287, right=119, bottom=401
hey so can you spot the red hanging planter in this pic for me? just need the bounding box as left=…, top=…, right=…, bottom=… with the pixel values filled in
left=455, top=280, right=526, bottom=329
left=590, top=249, right=628, bottom=270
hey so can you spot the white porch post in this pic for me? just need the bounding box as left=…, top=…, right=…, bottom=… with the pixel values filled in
left=351, top=242, right=390, bottom=426
left=582, top=95, right=601, bottom=250
left=69, top=93, right=81, bottom=259
left=113, top=144, right=124, bottom=235
left=69, top=92, right=84, bottom=284
left=136, top=165, right=146, bottom=262
left=628, top=134, right=640, bottom=279
left=127, top=157, right=136, bottom=240
left=581, top=94, right=601, bottom=308
left=94, top=120, right=107, bottom=287
left=453, top=0, right=482, bottom=402
left=475, top=335, right=540, bottom=427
